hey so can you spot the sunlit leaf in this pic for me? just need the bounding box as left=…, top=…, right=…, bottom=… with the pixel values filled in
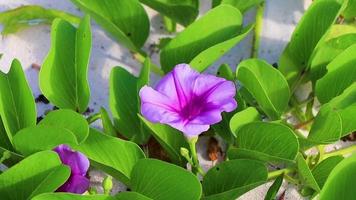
left=40, top=16, right=91, bottom=113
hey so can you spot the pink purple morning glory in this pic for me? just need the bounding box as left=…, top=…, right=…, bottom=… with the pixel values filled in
left=139, top=64, right=237, bottom=137
left=53, top=144, right=90, bottom=194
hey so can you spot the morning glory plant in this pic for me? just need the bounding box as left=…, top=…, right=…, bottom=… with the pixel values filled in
left=0, top=0, right=355, bottom=200
left=53, top=144, right=90, bottom=194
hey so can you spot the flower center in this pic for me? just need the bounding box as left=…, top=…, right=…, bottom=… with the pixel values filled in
left=179, top=96, right=205, bottom=121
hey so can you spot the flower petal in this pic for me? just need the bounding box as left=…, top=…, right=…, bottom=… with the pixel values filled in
left=57, top=174, right=90, bottom=194
left=54, top=144, right=89, bottom=176
left=140, top=86, right=181, bottom=123
left=168, top=120, right=210, bottom=137
left=194, top=74, right=237, bottom=112
left=155, top=64, right=199, bottom=107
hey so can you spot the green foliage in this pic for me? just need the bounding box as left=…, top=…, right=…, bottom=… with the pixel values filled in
left=40, top=16, right=91, bottom=113
left=264, top=175, right=283, bottom=200
left=279, top=0, right=342, bottom=87
left=296, top=153, right=320, bottom=192
left=0, top=5, right=80, bottom=34
left=139, top=115, right=189, bottom=166
left=131, top=159, right=202, bottom=200
left=76, top=128, right=145, bottom=186
left=229, top=107, right=260, bottom=137
left=160, top=5, right=252, bottom=72
left=70, top=0, right=149, bottom=52
left=236, top=59, right=290, bottom=119
left=202, top=159, right=267, bottom=200
left=139, top=0, right=199, bottom=26
left=229, top=122, right=299, bottom=163
left=312, top=156, right=343, bottom=188
left=217, top=0, right=264, bottom=13
left=0, top=151, right=70, bottom=200
left=0, top=59, right=36, bottom=145
left=319, top=155, right=356, bottom=200
left=109, top=64, right=151, bottom=144
left=33, top=193, right=118, bottom=200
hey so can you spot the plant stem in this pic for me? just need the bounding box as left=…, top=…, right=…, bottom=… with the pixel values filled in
left=251, top=2, right=265, bottom=58
left=86, top=113, right=101, bottom=124
left=267, top=167, right=294, bottom=180
left=163, top=16, right=176, bottom=33
left=323, top=145, right=356, bottom=159
left=187, top=137, right=205, bottom=176
left=133, top=52, right=164, bottom=76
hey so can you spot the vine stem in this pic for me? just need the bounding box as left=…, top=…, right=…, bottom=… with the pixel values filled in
left=267, top=167, right=294, bottom=180
left=133, top=53, right=164, bottom=76
left=187, top=137, right=205, bottom=176
left=251, top=2, right=265, bottom=58
left=323, top=145, right=356, bottom=159
left=86, top=112, right=101, bottom=124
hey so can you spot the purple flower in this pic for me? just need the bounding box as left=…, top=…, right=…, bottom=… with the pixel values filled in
left=53, top=144, right=90, bottom=194
left=139, top=64, right=237, bottom=137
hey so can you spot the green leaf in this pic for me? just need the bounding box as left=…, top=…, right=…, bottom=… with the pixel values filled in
left=309, top=33, right=356, bottom=82
left=160, top=5, right=247, bottom=72
left=70, top=0, right=149, bottom=52
left=0, top=5, right=80, bottom=34
left=343, top=0, right=356, bottom=19
left=0, top=117, right=13, bottom=152
left=131, top=159, right=202, bottom=200
left=236, top=59, right=290, bottom=120
left=0, top=151, right=70, bottom=200
left=32, top=193, right=117, bottom=200
left=189, top=24, right=254, bottom=72
left=307, top=105, right=342, bottom=144
left=13, top=126, right=78, bottom=156
left=0, top=146, right=23, bottom=167
left=325, top=83, right=356, bottom=136
left=202, top=159, right=267, bottom=200
left=264, top=175, right=284, bottom=200
left=139, top=0, right=199, bottom=26
left=76, top=128, right=145, bottom=186
left=229, top=107, right=260, bottom=137
left=40, top=16, right=91, bottom=113
left=100, top=107, right=117, bottom=137
left=312, top=156, right=343, bottom=188
left=319, top=154, right=356, bottom=200
left=219, top=0, right=264, bottom=13
left=0, top=59, right=36, bottom=144
left=39, top=109, right=89, bottom=143
left=278, top=0, right=342, bottom=86
left=316, top=43, right=356, bottom=104
left=110, top=66, right=150, bottom=144
left=229, top=122, right=299, bottom=163
left=217, top=64, right=235, bottom=81
left=116, top=192, right=152, bottom=200
left=296, top=153, right=320, bottom=192
left=139, top=115, right=188, bottom=166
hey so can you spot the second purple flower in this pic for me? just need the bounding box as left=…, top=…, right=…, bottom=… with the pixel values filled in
left=139, top=64, right=237, bottom=137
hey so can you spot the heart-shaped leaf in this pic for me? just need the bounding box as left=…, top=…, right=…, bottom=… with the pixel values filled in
left=116, top=192, right=152, bottom=200
left=316, top=43, right=356, bottom=104
left=236, top=59, right=290, bottom=120
left=40, top=16, right=91, bottom=113
left=296, top=153, right=320, bottom=192
left=309, top=33, right=356, bottom=83
left=278, top=0, right=342, bottom=86
left=13, top=126, right=79, bottom=156
left=131, top=159, right=202, bottom=200
left=0, top=151, right=70, bottom=200
left=32, top=193, right=117, bottom=200
left=39, top=109, right=89, bottom=143
left=70, top=0, right=149, bottom=52
left=76, top=128, right=145, bottom=186
left=312, top=156, right=343, bottom=188
left=160, top=5, right=249, bottom=72
left=307, top=105, right=342, bottom=144
left=229, top=107, right=260, bottom=137
left=229, top=122, right=299, bottom=163
left=319, top=154, right=356, bottom=200
left=139, top=115, right=188, bottom=166
left=216, top=0, right=264, bottom=13
left=139, top=0, right=199, bottom=26
left=0, top=59, right=36, bottom=145
left=202, top=159, right=267, bottom=200
left=110, top=65, right=150, bottom=144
